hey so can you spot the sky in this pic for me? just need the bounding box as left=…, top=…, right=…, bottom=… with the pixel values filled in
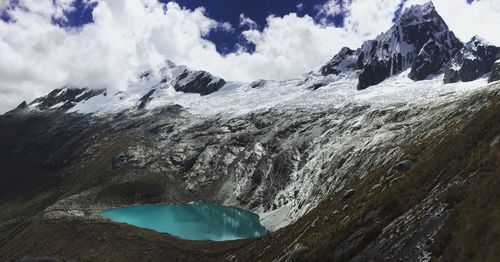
left=0, top=0, right=499, bottom=113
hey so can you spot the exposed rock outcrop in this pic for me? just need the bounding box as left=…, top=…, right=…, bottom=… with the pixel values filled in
left=28, top=88, right=105, bottom=111
left=320, top=47, right=359, bottom=76
left=444, top=36, right=500, bottom=83
left=138, top=89, right=156, bottom=109
left=489, top=60, right=500, bottom=83
left=174, top=69, right=226, bottom=95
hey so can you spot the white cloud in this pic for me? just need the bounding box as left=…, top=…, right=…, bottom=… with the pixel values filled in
left=0, top=0, right=223, bottom=112
left=0, top=0, right=498, bottom=113
left=296, top=3, right=304, bottom=12
left=235, top=13, right=363, bottom=79
left=342, top=0, right=401, bottom=38
left=218, top=21, right=234, bottom=33
left=316, top=0, right=343, bottom=18
left=239, top=13, right=258, bottom=30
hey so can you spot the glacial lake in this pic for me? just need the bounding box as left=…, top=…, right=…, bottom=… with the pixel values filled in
left=101, top=202, right=268, bottom=241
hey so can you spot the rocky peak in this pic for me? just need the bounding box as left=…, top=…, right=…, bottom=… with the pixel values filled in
left=320, top=1, right=463, bottom=90
left=469, top=35, right=491, bottom=46
left=367, top=1, right=449, bottom=64
left=11, top=61, right=228, bottom=114
left=27, top=88, right=105, bottom=112
left=398, top=1, right=437, bottom=26
left=140, top=60, right=227, bottom=96
left=320, top=47, right=359, bottom=76
left=444, top=36, right=500, bottom=83
left=5, top=101, right=28, bottom=114
left=173, top=69, right=226, bottom=96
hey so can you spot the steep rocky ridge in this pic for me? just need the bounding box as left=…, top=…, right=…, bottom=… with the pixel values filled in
left=174, top=69, right=226, bottom=95
left=444, top=36, right=500, bottom=83
left=320, top=2, right=463, bottom=90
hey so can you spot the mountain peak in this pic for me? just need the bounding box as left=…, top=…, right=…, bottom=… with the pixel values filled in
left=469, top=35, right=492, bottom=46
left=397, top=2, right=448, bottom=33
left=444, top=35, right=500, bottom=83
left=320, top=0, right=463, bottom=89
left=402, top=1, right=436, bottom=16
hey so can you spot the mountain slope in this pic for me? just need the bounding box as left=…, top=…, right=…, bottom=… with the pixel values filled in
left=321, top=2, right=463, bottom=90
left=1, top=1, right=500, bottom=261
left=1, top=82, right=499, bottom=261
left=444, top=36, right=500, bottom=83
left=320, top=2, right=500, bottom=90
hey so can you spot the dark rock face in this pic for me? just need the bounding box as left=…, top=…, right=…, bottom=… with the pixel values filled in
left=138, top=89, right=156, bottom=110
left=308, top=83, right=326, bottom=90
left=444, top=36, right=500, bottom=83
left=29, top=88, right=105, bottom=111
left=16, top=101, right=28, bottom=110
left=357, top=59, right=395, bottom=90
left=392, top=159, right=415, bottom=172
left=320, top=2, right=463, bottom=90
left=408, top=39, right=446, bottom=80
left=249, top=79, right=267, bottom=89
left=405, top=13, right=463, bottom=80
left=489, top=60, right=500, bottom=83
left=357, top=2, right=462, bottom=89
left=174, top=69, right=226, bottom=95
left=320, top=47, right=359, bottom=76
left=5, top=101, right=28, bottom=114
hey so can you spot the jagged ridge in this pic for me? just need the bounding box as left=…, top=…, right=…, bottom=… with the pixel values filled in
left=320, top=2, right=500, bottom=89
left=444, top=36, right=500, bottom=83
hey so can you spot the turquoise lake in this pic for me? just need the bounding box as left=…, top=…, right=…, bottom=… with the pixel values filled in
left=101, top=203, right=269, bottom=241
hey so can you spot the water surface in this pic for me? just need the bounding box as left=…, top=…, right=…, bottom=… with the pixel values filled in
left=101, top=203, right=268, bottom=241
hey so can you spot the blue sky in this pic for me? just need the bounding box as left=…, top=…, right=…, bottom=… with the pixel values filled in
left=1, top=0, right=477, bottom=55
left=0, top=0, right=497, bottom=113
left=162, top=0, right=348, bottom=54
left=48, top=0, right=351, bottom=54
left=37, top=0, right=478, bottom=55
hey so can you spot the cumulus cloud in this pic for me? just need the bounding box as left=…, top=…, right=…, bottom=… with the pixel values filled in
left=316, top=0, right=343, bottom=18
left=0, top=0, right=224, bottom=112
left=342, top=0, right=402, bottom=38
left=239, top=13, right=258, bottom=30
left=0, top=0, right=498, bottom=113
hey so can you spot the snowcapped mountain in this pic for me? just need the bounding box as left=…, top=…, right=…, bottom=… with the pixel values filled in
left=10, top=61, right=227, bottom=114
left=444, top=36, right=500, bottom=83
left=8, top=3, right=500, bottom=118
left=10, top=61, right=489, bottom=118
left=2, top=2, right=500, bottom=261
left=321, top=2, right=464, bottom=89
